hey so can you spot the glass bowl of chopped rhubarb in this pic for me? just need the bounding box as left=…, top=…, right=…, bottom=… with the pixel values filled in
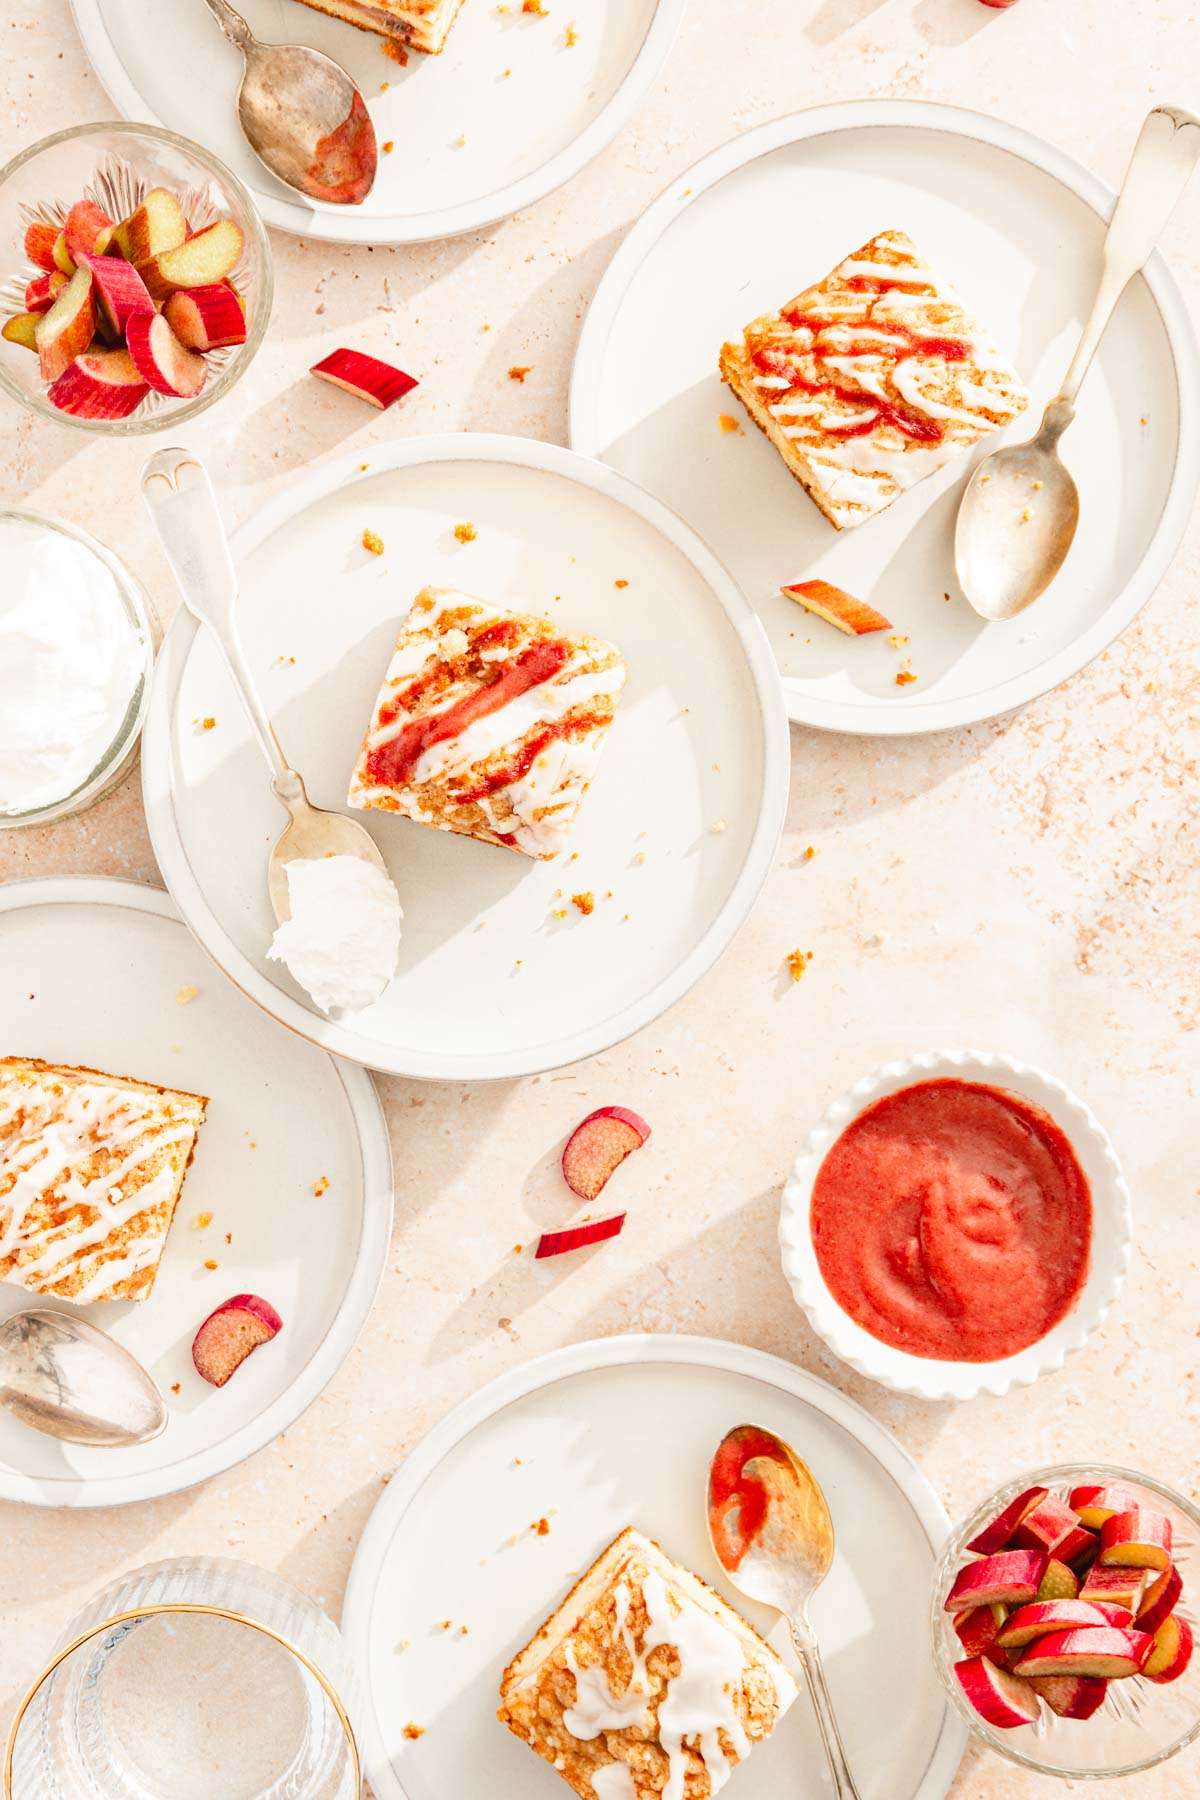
left=932, top=1464, right=1200, bottom=1778
left=0, top=122, right=272, bottom=433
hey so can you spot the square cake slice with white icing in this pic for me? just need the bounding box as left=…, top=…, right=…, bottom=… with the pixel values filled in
left=719, top=229, right=1029, bottom=530
left=498, top=1526, right=797, bottom=1799
left=0, top=1056, right=208, bottom=1304
left=348, top=587, right=626, bottom=861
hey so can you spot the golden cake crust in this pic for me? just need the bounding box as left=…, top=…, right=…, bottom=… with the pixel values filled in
left=286, top=0, right=467, bottom=52
left=720, top=229, right=1029, bottom=531
left=0, top=1055, right=208, bottom=1304
left=498, top=1526, right=796, bottom=1800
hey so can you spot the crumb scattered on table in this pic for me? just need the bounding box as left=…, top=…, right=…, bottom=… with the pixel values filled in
left=313, top=1174, right=330, bottom=1197
left=711, top=819, right=726, bottom=834
left=508, top=365, right=532, bottom=382
left=203, top=1258, right=219, bottom=1271
left=564, top=20, right=578, bottom=42
left=171, top=1381, right=181, bottom=1395
left=381, top=38, right=409, bottom=62
left=192, top=1211, right=213, bottom=1230
left=786, top=948, right=812, bottom=982
left=522, top=0, right=548, bottom=12
left=382, top=140, right=395, bottom=155
left=533, top=1517, right=551, bottom=1535
left=402, top=1723, right=425, bottom=1741
left=571, top=891, right=595, bottom=915
left=895, top=670, right=918, bottom=687
left=453, top=521, right=477, bottom=543
left=614, top=578, right=629, bottom=588
left=176, top=984, right=199, bottom=1005
left=717, top=413, right=742, bottom=434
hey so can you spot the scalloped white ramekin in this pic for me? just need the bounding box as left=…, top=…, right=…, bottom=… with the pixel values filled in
left=778, top=1050, right=1133, bottom=1402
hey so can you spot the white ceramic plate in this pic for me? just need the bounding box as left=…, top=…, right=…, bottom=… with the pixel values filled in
left=779, top=1050, right=1133, bottom=1402
left=0, top=877, right=392, bottom=1508
left=341, top=1334, right=967, bottom=1800
left=68, top=0, right=684, bottom=243
left=142, top=434, right=789, bottom=1081
left=570, top=101, right=1200, bottom=734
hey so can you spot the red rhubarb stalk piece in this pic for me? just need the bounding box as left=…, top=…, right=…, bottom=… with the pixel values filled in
left=48, top=348, right=150, bottom=420
left=192, top=1293, right=283, bottom=1387
left=310, top=347, right=418, bottom=409
left=561, top=1106, right=651, bottom=1202
left=535, top=1214, right=626, bottom=1259
left=164, top=282, right=247, bottom=351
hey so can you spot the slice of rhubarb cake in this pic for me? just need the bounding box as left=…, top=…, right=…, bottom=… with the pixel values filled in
left=0, top=1056, right=207, bottom=1304
left=498, top=1526, right=797, bottom=1799
left=287, top=0, right=467, bottom=53
left=348, top=587, right=626, bottom=860
left=719, top=229, right=1029, bottom=530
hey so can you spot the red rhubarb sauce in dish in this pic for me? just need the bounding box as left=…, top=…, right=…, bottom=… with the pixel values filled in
left=809, top=1079, right=1092, bottom=1362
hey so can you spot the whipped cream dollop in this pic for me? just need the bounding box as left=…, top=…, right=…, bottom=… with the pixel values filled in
left=0, top=516, right=147, bottom=816
left=267, top=854, right=402, bottom=1013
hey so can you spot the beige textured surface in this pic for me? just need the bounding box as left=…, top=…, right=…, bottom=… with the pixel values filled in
left=1, top=1, right=1198, bottom=1794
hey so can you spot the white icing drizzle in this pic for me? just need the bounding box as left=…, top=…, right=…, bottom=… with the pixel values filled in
left=592, top=1765, right=637, bottom=1800
left=562, top=1568, right=757, bottom=1800
left=0, top=1071, right=199, bottom=1299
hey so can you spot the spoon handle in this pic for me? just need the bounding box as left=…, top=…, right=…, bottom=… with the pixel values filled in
left=198, top=0, right=255, bottom=51
left=141, top=448, right=289, bottom=783
left=787, top=1614, right=862, bottom=1798
left=1059, top=104, right=1200, bottom=405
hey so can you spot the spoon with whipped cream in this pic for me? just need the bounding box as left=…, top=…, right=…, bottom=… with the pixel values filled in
left=142, top=448, right=401, bottom=1014
left=709, top=1423, right=861, bottom=1798
left=200, top=0, right=377, bottom=205
left=956, top=104, right=1200, bottom=620
left=0, top=1308, right=166, bottom=1446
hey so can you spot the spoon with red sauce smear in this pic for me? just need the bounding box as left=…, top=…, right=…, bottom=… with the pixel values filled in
left=708, top=1424, right=861, bottom=1798
left=201, top=0, right=377, bottom=206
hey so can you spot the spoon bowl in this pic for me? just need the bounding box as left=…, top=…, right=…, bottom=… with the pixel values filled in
left=0, top=1309, right=166, bottom=1446
left=709, top=1422, right=861, bottom=1797
left=955, top=399, right=1080, bottom=621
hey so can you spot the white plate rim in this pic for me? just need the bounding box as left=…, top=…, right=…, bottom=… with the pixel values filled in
left=778, top=1048, right=1134, bottom=1402
left=66, top=0, right=687, bottom=244
left=568, top=98, right=1200, bottom=736
left=0, top=873, right=394, bottom=1509
left=340, top=1330, right=969, bottom=1800
left=141, top=431, right=791, bottom=1082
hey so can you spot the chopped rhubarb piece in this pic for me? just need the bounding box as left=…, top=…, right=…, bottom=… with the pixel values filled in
left=52, top=230, right=76, bottom=276
left=535, top=1214, right=626, bottom=1259
left=1028, top=1674, right=1107, bottom=1720
left=953, top=1656, right=1040, bottom=1729
left=24, top=271, right=67, bottom=315
left=138, top=217, right=243, bottom=301
left=75, top=251, right=154, bottom=337
left=64, top=198, right=113, bottom=263
left=1013, top=1494, right=1085, bottom=1559
left=1099, top=1507, right=1173, bottom=1572
left=48, top=348, right=149, bottom=420
left=112, top=187, right=188, bottom=265
left=780, top=578, right=891, bottom=636
left=1146, top=1613, right=1193, bottom=1684
left=125, top=310, right=207, bottom=399
left=1090, top=1602, right=1134, bottom=1627
left=1036, top=1559, right=1079, bottom=1602
left=192, top=1293, right=283, bottom=1387
left=35, top=268, right=95, bottom=383
left=1068, top=1483, right=1142, bottom=1530
left=1079, top=1564, right=1147, bottom=1612
left=944, top=1550, right=1047, bottom=1613
left=1014, top=1626, right=1153, bottom=1680
left=164, top=283, right=247, bottom=351
left=997, top=1600, right=1116, bottom=1650
left=954, top=1603, right=1008, bottom=1665
left=561, top=1106, right=650, bottom=1202
left=24, top=220, right=60, bottom=273
left=966, top=1486, right=1049, bottom=1556
left=1137, top=1565, right=1184, bottom=1636
left=2, top=312, right=39, bottom=352
left=310, top=347, right=419, bottom=409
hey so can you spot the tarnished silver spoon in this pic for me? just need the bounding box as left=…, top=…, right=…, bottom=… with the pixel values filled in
left=200, top=0, right=377, bottom=206
left=0, top=1309, right=166, bottom=1446
left=142, top=448, right=390, bottom=926
left=708, top=1423, right=861, bottom=1798
left=956, top=104, right=1200, bottom=622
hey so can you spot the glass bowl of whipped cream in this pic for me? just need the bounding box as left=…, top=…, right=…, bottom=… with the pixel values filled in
left=0, top=507, right=155, bottom=827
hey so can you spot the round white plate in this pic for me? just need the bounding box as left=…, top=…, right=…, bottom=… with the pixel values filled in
left=341, top=1334, right=967, bottom=1800
left=570, top=101, right=1200, bottom=735
left=779, top=1050, right=1133, bottom=1403
left=68, top=0, right=684, bottom=243
left=0, top=877, right=392, bottom=1508
left=142, top=434, right=789, bottom=1082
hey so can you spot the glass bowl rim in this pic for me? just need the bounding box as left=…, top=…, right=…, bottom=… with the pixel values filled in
left=0, top=119, right=273, bottom=435
left=0, top=504, right=157, bottom=827
left=932, top=1460, right=1200, bottom=1780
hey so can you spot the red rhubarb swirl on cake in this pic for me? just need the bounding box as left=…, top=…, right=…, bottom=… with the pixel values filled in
left=348, top=588, right=626, bottom=859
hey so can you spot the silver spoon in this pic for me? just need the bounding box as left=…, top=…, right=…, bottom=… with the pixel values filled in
left=0, top=1309, right=166, bottom=1446
left=200, top=0, right=377, bottom=206
left=956, top=104, right=1200, bottom=621
left=708, top=1423, right=860, bottom=1799
left=142, top=447, right=390, bottom=926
